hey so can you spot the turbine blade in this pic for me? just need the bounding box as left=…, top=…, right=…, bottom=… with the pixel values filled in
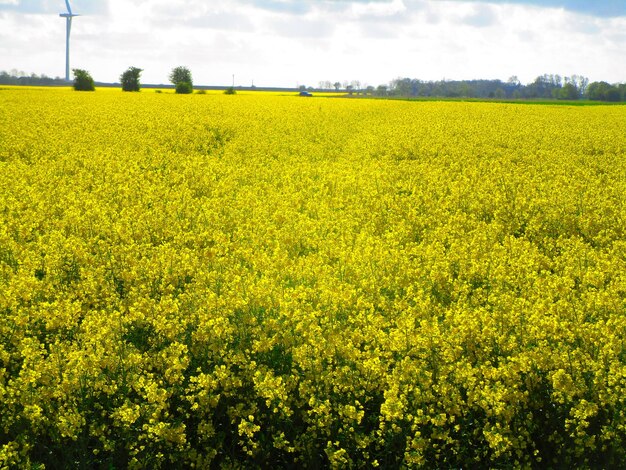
left=65, top=0, right=72, bottom=15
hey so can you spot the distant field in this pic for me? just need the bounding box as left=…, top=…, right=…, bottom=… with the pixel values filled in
left=1, top=87, right=625, bottom=468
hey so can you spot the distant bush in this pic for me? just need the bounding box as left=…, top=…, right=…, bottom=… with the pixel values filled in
left=175, top=82, right=193, bottom=95
left=170, top=66, right=193, bottom=94
left=72, top=69, right=94, bottom=91
left=120, top=66, right=142, bottom=92
left=196, top=89, right=207, bottom=95
left=224, top=87, right=236, bottom=95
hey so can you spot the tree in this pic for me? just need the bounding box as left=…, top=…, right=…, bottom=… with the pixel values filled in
left=554, top=74, right=562, bottom=87
left=390, top=77, right=418, bottom=97
left=586, top=81, right=620, bottom=101
left=169, top=66, right=193, bottom=94
left=175, top=82, right=193, bottom=94
left=575, top=75, right=589, bottom=96
left=527, top=75, right=558, bottom=98
left=507, top=75, right=520, bottom=87
left=375, top=85, right=388, bottom=96
left=606, top=87, right=621, bottom=102
left=559, top=82, right=579, bottom=100
left=120, top=66, right=142, bottom=92
left=333, top=82, right=341, bottom=91
left=72, top=69, right=95, bottom=91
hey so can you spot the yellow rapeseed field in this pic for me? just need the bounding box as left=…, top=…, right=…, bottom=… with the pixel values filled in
left=1, top=87, right=625, bottom=468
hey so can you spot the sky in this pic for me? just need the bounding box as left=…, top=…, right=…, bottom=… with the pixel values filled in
left=0, top=0, right=625, bottom=88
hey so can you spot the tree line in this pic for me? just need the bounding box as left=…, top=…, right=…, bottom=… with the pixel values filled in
left=0, top=70, right=66, bottom=86
left=334, top=74, right=626, bottom=102
left=69, top=66, right=196, bottom=93
left=0, top=67, right=197, bottom=94
left=2, top=68, right=625, bottom=101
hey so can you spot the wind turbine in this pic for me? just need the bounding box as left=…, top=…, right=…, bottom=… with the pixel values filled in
left=59, top=0, right=79, bottom=82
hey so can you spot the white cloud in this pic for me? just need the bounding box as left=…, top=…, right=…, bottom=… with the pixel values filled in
left=0, top=0, right=624, bottom=86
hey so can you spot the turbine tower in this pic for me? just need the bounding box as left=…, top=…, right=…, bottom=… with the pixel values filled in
left=59, top=0, right=79, bottom=82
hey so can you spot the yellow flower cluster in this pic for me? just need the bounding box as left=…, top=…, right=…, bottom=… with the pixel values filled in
left=1, top=87, right=625, bottom=468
